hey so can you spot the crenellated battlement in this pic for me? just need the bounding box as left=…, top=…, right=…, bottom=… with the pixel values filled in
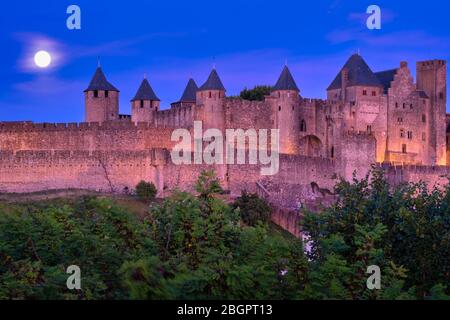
left=0, top=120, right=180, bottom=132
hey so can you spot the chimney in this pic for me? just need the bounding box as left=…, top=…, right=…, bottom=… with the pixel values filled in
left=400, top=61, right=408, bottom=68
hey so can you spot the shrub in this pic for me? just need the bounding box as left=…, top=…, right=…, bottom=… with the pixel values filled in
left=135, top=181, right=157, bottom=201
left=232, top=191, right=272, bottom=226
left=195, top=170, right=223, bottom=199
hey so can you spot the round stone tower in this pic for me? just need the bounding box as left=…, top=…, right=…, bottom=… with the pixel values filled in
left=131, top=77, right=160, bottom=124
left=271, top=65, right=300, bottom=154
left=196, top=68, right=226, bottom=130
left=84, top=65, right=119, bottom=123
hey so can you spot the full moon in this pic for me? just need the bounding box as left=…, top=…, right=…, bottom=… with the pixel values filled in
left=34, top=50, right=52, bottom=68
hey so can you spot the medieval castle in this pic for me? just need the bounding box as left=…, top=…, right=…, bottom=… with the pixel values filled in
left=0, top=54, right=449, bottom=233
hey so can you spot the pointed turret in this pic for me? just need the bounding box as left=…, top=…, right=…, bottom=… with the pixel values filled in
left=273, top=66, right=299, bottom=91
left=84, top=67, right=119, bottom=92
left=84, top=65, right=119, bottom=123
left=196, top=68, right=226, bottom=130
left=271, top=65, right=300, bottom=155
left=180, top=78, right=198, bottom=102
left=131, top=78, right=160, bottom=102
left=171, top=78, right=198, bottom=108
left=131, top=77, right=160, bottom=124
left=199, top=69, right=226, bottom=91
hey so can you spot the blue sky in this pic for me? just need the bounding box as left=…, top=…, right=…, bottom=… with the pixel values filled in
left=0, top=0, right=449, bottom=122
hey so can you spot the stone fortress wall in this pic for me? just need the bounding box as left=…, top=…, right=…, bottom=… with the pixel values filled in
left=0, top=54, right=449, bottom=237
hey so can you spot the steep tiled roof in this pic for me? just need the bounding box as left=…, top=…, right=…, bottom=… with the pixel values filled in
left=84, top=67, right=119, bottom=92
left=327, top=54, right=382, bottom=90
left=180, top=79, right=198, bottom=101
left=131, top=78, right=160, bottom=101
left=374, top=69, right=397, bottom=94
left=273, top=66, right=299, bottom=91
left=199, top=69, right=226, bottom=91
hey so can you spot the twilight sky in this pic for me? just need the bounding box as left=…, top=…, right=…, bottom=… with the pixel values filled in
left=0, top=0, right=449, bottom=122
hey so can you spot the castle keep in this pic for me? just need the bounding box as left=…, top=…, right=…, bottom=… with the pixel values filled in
left=1, top=54, right=449, bottom=232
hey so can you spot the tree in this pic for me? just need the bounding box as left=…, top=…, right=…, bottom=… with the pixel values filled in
left=232, top=191, right=272, bottom=226
left=195, top=170, right=223, bottom=200
left=135, top=181, right=157, bottom=202
left=301, top=168, right=450, bottom=299
left=240, top=85, right=272, bottom=101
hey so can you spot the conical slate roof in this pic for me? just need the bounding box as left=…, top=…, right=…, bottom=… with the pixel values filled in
left=327, top=54, right=382, bottom=90
left=180, top=79, right=198, bottom=101
left=131, top=78, right=160, bottom=101
left=273, top=65, right=299, bottom=91
left=84, top=67, right=119, bottom=92
left=199, top=69, right=226, bottom=91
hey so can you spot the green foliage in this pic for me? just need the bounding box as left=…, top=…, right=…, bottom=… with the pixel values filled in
left=239, top=85, right=272, bottom=101
left=301, top=168, right=450, bottom=299
left=0, top=197, right=155, bottom=299
left=232, top=191, right=272, bottom=226
left=195, top=170, right=223, bottom=199
left=135, top=181, right=157, bottom=202
left=0, top=169, right=448, bottom=300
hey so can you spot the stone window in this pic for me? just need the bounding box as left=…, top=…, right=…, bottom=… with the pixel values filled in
left=94, top=90, right=99, bottom=98
left=300, top=119, right=306, bottom=132
left=402, top=144, right=407, bottom=153
left=372, top=91, right=376, bottom=96
left=400, top=129, right=405, bottom=138
left=363, top=90, right=367, bottom=96
left=440, top=92, right=444, bottom=100
left=279, top=106, right=281, bottom=111
left=209, top=92, right=212, bottom=98
left=331, top=146, right=335, bottom=159
left=407, top=131, right=413, bottom=139
left=105, top=90, right=109, bottom=98
left=403, top=103, right=406, bottom=109
left=422, top=114, right=426, bottom=123
left=367, top=125, right=372, bottom=134
left=140, top=100, right=144, bottom=108
left=398, top=117, right=403, bottom=123
left=410, top=104, right=413, bottom=109
left=395, top=102, right=399, bottom=108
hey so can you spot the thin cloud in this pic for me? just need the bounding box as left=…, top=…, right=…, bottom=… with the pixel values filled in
left=69, top=32, right=188, bottom=59
left=327, top=28, right=450, bottom=50
left=14, top=76, right=84, bottom=96
left=13, top=31, right=189, bottom=74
